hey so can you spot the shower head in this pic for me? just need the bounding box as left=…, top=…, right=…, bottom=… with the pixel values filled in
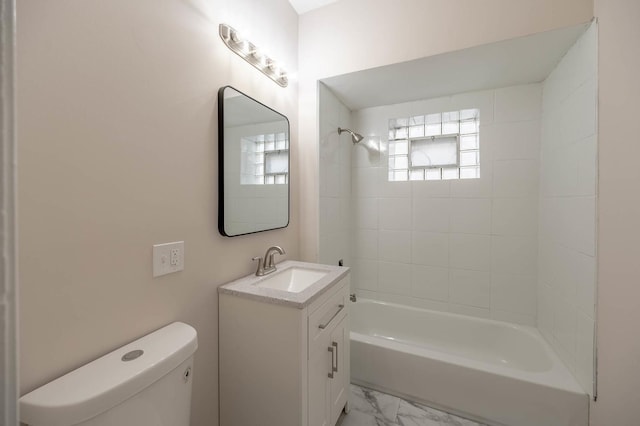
left=338, top=127, right=364, bottom=144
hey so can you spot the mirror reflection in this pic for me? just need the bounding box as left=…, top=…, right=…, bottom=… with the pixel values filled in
left=218, top=86, right=290, bottom=237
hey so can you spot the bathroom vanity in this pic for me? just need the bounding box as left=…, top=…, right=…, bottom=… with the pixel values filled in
left=218, top=261, right=350, bottom=426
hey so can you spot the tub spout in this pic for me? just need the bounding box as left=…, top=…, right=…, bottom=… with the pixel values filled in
left=350, top=293, right=357, bottom=302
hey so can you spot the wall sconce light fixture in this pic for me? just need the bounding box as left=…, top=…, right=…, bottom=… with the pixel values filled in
left=219, top=23, right=288, bottom=88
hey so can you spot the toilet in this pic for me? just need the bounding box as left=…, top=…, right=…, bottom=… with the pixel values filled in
left=19, top=322, right=198, bottom=426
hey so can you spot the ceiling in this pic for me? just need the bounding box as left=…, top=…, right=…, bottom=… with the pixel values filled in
left=288, top=0, right=339, bottom=14
left=321, top=23, right=590, bottom=111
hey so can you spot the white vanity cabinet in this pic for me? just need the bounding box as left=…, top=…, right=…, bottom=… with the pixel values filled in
left=308, top=287, right=349, bottom=426
left=219, top=265, right=350, bottom=426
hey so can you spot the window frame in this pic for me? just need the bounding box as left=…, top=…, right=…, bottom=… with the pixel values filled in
left=408, top=134, right=461, bottom=170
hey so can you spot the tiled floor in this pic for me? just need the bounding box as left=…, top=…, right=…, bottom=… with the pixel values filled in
left=337, top=385, right=488, bottom=426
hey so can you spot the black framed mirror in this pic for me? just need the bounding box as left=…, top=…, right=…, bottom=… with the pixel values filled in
left=218, top=86, right=290, bottom=237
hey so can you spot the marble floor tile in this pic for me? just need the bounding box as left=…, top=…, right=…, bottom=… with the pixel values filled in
left=350, top=384, right=400, bottom=422
left=337, top=385, right=487, bottom=426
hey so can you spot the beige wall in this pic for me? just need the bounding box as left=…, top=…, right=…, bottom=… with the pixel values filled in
left=298, top=0, right=594, bottom=262
left=591, top=0, right=640, bottom=424
left=1, top=0, right=18, bottom=424
left=17, top=1, right=298, bottom=425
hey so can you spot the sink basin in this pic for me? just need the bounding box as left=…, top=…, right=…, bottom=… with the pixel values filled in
left=256, top=267, right=328, bottom=293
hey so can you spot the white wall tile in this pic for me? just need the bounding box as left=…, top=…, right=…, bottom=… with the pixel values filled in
left=319, top=83, right=339, bottom=126
left=448, top=304, right=490, bottom=319
left=449, top=269, right=491, bottom=308
left=536, top=239, right=555, bottom=287
left=353, top=197, right=378, bottom=230
left=378, top=230, right=411, bottom=263
left=324, top=231, right=348, bottom=266
left=449, top=234, right=491, bottom=271
left=412, top=197, right=450, bottom=233
left=319, top=197, right=340, bottom=234
left=411, top=265, right=449, bottom=301
left=352, top=107, right=389, bottom=140
left=378, top=262, right=412, bottom=295
left=493, top=159, right=539, bottom=198
left=339, top=103, right=351, bottom=129
left=339, top=196, right=351, bottom=232
left=552, top=244, right=579, bottom=302
left=377, top=167, right=411, bottom=198
left=412, top=180, right=451, bottom=198
left=551, top=337, right=576, bottom=375
left=405, top=95, right=452, bottom=120
left=567, top=196, right=596, bottom=256
left=491, top=235, right=537, bottom=275
left=562, top=78, right=597, bottom=144
left=352, top=167, right=379, bottom=198
left=449, top=198, right=492, bottom=234
left=491, top=273, right=537, bottom=315
left=491, top=310, right=536, bottom=326
left=539, top=142, right=578, bottom=197
left=411, top=232, right=449, bottom=267
left=352, top=259, right=379, bottom=291
left=450, top=89, right=495, bottom=125
left=575, top=312, right=595, bottom=393
left=352, top=136, right=381, bottom=168
left=553, top=296, right=577, bottom=360
left=449, top=162, right=494, bottom=198
left=492, top=197, right=538, bottom=236
left=576, top=135, right=597, bottom=196
left=354, top=229, right=378, bottom=260
left=483, top=120, right=541, bottom=161
left=339, top=153, right=352, bottom=201
left=362, top=291, right=450, bottom=313
left=379, top=197, right=412, bottom=230
left=320, top=160, right=340, bottom=198
left=575, top=253, right=596, bottom=318
left=494, top=84, right=542, bottom=123
left=319, top=122, right=340, bottom=161
left=537, top=282, right=554, bottom=342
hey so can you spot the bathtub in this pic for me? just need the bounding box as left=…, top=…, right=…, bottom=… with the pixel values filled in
left=350, top=299, right=588, bottom=426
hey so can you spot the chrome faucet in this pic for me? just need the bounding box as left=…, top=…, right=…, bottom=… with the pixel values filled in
left=252, top=246, right=286, bottom=276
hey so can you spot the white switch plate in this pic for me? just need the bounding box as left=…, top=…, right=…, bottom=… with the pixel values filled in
left=153, top=241, right=184, bottom=277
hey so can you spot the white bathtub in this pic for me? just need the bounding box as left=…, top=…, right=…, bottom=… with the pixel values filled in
left=350, top=299, right=588, bottom=426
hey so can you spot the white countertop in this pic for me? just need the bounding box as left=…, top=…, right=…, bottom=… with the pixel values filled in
left=218, top=260, right=350, bottom=308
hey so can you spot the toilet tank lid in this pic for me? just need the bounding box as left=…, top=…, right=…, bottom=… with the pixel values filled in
left=19, top=322, right=198, bottom=426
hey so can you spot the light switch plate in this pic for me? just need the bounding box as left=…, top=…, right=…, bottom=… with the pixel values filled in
left=153, top=241, right=184, bottom=277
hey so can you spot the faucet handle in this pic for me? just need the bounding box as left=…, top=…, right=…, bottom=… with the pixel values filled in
left=252, top=256, right=264, bottom=276
left=266, top=246, right=285, bottom=268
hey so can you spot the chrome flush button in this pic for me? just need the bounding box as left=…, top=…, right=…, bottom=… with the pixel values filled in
left=121, top=349, right=144, bottom=362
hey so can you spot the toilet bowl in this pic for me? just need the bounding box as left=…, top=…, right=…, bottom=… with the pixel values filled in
left=19, top=322, right=198, bottom=426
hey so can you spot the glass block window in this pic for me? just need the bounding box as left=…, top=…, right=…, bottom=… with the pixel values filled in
left=388, top=109, right=480, bottom=181
left=240, top=132, right=289, bottom=184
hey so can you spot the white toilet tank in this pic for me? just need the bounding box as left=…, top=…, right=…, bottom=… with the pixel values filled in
left=19, top=322, right=198, bottom=426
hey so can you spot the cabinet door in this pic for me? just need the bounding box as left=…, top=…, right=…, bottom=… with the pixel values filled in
left=329, top=316, right=348, bottom=425
left=308, top=333, right=331, bottom=426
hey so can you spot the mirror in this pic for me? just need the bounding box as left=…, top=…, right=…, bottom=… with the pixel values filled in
left=218, top=86, right=290, bottom=237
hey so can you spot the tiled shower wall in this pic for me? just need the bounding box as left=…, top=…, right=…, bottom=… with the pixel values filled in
left=350, top=84, right=541, bottom=325
left=318, top=83, right=352, bottom=266
left=538, top=23, right=597, bottom=396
